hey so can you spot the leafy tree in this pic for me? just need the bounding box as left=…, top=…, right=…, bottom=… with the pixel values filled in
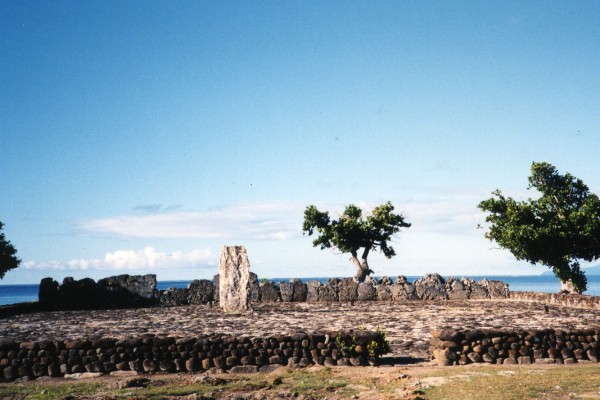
left=478, top=162, right=600, bottom=293
left=302, top=202, right=411, bottom=282
left=0, top=221, right=20, bottom=279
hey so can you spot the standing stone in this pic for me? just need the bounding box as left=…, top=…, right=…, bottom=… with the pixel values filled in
left=39, top=277, right=59, bottom=309
left=219, top=246, right=252, bottom=313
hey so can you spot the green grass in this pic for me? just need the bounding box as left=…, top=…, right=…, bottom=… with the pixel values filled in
left=0, top=382, right=102, bottom=400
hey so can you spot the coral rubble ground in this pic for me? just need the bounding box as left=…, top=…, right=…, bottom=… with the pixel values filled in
left=1, top=299, right=598, bottom=362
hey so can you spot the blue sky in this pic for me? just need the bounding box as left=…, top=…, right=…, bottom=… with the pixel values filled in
left=1, top=1, right=599, bottom=284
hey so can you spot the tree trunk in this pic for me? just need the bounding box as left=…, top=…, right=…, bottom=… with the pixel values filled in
left=560, top=279, right=582, bottom=295
left=351, top=248, right=373, bottom=283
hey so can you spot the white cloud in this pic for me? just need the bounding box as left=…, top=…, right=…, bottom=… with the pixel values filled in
left=25, top=247, right=216, bottom=272
left=77, top=202, right=304, bottom=240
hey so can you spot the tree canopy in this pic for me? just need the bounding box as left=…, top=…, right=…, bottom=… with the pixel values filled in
left=302, top=201, right=411, bottom=282
left=478, top=162, right=600, bottom=293
left=0, top=221, right=20, bottom=279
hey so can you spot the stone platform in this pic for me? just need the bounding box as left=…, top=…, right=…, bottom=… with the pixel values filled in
left=1, top=299, right=598, bottom=361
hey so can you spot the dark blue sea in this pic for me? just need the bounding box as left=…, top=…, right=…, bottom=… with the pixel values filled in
left=2, top=275, right=600, bottom=306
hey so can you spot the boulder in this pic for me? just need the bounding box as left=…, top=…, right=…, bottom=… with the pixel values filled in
left=376, top=285, right=392, bottom=301
left=390, top=276, right=418, bottom=300
left=249, top=273, right=260, bottom=303
left=291, top=279, right=307, bottom=302
left=338, top=278, right=358, bottom=302
left=481, top=279, right=509, bottom=299
left=259, top=281, right=280, bottom=303
left=306, top=280, right=322, bottom=302
left=187, top=279, right=214, bottom=304
left=357, top=282, right=377, bottom=301
left=58, top=277, right=104, bottom=310
left=379, top=276, right=393, bottom=286
left=279, top=282, right=294, bottom=302
left=98, top=274, right=158, bottom=300
left=160, top=288, right=189, bottom=307
left=446, top=277, right=468, bottom=300
left=470, top=280, right=489, bottom=299
left=414, top=273, right=447, bottom=300
left=213, top=274, right=220, bottom=303
left=306, top=280, right=338, bottom=302
left=38, top=277, right=59, bottom=309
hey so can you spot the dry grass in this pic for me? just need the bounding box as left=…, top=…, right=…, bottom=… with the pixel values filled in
left=2, top=363, right=600, bottom=399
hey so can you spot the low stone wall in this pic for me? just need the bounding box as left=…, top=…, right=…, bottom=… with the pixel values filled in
left=0, top=331, right=381, bottom=382
left=162, top=273, right=509, bottom=307
left=510, top=291, right=600, bottom=310
left=431, top=328, right=600, bottom=366
left=30, top=273, right=510, bottom=313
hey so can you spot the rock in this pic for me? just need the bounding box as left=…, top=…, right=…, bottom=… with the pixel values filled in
left=338, top=278, right=358, bottom=302
left=379, top=276, right=393, bottom=286
left=470, top=281, right=489, bottom=299
left=390, top=279, right=418, bottom=300
left=446, top=277, right=468, bottom=300
left=279, top=282, right=294, bottom=302
left=259, top=281, right=280, bottom=303
left=357, top=282, right=377, bottom=301
left=98, top=274, right=158, bottom=300
left=482, top=279, right=509, bottom=299
left=229, top=365, right=259, bottom=374
left=38, top=278, right=59, bottom=309
left=306, top=280, right=322, bottom=302
left=64, top=372, right=104, bottom=379
left=3, top=366, right=18, bottom=381
left=187, top=280, right=214, bottom=305
left=58, top=277, right=103, bottom=310
left=377, top=285, right=392, bottom=301
left=219, top=246, right=252, bottom=313
left=291, top=279, right=308, bottom=302
left=159, top=288, right=189, bottom=306
left=259, top=365, right=284, bottom=374
left=414, top=273, right=447, bottom=300
left=213, top=274, right=220, bottom=303
left=249, top=273, right=260, bottom=303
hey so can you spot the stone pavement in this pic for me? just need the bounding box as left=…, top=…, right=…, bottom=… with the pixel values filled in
left=1, top=299, right=599, bottom=361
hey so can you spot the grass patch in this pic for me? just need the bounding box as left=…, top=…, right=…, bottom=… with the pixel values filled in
left=0, top=382, right=102, bottom=400
left=422, top=365, right=600, bottom=400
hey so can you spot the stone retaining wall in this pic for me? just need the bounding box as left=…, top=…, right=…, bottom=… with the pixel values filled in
left=431, top=328, right=600, bottom=366
left=510, top=291, right=600, bottom=310
left=29, top=273, right=510, bottom=313
left=0, top=331, right=381, bottom=382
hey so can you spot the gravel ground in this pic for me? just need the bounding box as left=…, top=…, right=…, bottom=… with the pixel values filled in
left=2, top=299, right=599, bottom=361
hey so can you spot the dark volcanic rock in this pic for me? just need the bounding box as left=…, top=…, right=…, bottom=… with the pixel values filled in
left=249, top=272, right=260, bottom=303
left=414, top=273, right=447, bottom=300
left=38, top=277, right=59, bottom=310
left=279, top=282, right=293, bottom=302
left=187, top=279, right=214, bottom=305
left=481, top=279, right=509, bottom=299
left=98, top=274, right=158, bottom=300
left=291, top=279, right=307, bottom=302
left=390, top=276, right=418, bottom=300
left=338, top=278, right=358, bottom=302
left=446, top=277, right=469, bottom=300
left=357, top=282, right=377, bottom=301
left=259, top=281, right=280, bottom=303
left=160, top=288, right=189, bottom=306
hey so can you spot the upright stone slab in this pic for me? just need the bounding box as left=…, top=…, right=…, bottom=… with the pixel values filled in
left=219, top=246, right=252, bottom=313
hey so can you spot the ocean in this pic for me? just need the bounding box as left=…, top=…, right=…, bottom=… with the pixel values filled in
left=2, top=275, right=600, bottom=306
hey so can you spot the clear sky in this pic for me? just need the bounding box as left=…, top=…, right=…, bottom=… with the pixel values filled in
left=1, top=1, right=599, bottom=284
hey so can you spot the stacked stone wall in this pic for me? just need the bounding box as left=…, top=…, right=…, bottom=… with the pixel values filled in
left=510, top=291, right=600, bottom=310
left=431, top=328, right=600, bottom=366
left=0, top=331, right=379, bottom=382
